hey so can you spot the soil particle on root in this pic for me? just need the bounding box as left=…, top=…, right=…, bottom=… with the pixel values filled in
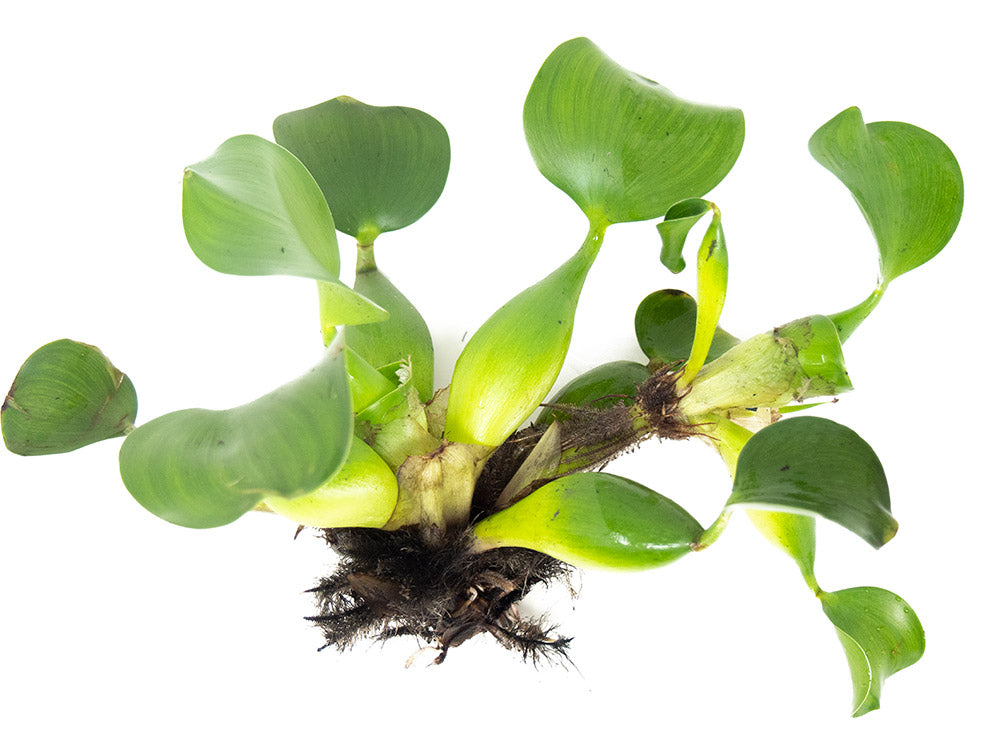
left=308, top=527, right=573, bottom=665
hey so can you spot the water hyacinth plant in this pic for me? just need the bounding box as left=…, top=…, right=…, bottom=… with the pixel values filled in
left=2, top=37, right=963, bottom=717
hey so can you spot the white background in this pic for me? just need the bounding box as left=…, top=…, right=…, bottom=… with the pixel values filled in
left=1, top=0, right=1000, bottom=750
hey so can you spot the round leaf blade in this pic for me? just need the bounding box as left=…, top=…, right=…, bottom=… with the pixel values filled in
left=119, top=344, right=353, bottom=528
left=524, top=38, right=744, bottom=225
left=809, top=107, right=964, bottom=284
left=273, top=96, right=450, bottom=241
left=2, top=339, right=137, bottom=455
left=726, top=416, right=896, bottom=548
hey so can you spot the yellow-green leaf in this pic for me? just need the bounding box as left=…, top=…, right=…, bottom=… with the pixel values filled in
left=473, top=472, right=703, bottom=570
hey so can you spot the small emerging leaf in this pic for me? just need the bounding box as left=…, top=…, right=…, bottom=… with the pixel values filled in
left=682, top=207, right=728, bottom=385
left=524, top=38, right=743, bottom=225
left=727, top=416, right=896, bottom=548
left=344, top=348, right=398, bottom=413
left=317, top=281, right=389, bottom=345
left=651, top=198, right=732, bottom=384
left=274, top=97, right=450, bottom=243
left=820, top=587, right=925, bottom=717
left=473, top=472, right=703, bottom=570
left=657, top=198, right=712, bottom=273
left=119, top=342, right=353, bottom=528
left=3, top=340, right=137, bottom=455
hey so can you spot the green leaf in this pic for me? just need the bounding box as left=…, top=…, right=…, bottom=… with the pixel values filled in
left=119, top=342, right=353, bottom=529
left=183, top=135, right=385, bottom=327
left=635, top=289, right=739, bottom=366
left=537, top=360, right=651, bottom=426
left=355, top=363, right=417, bottom=426
left=727, top=416, right=896, bottom=548
left=656, top=197, right=713, bottom=273
left=819, top=587, right=925, bottom=717
left=344, top=347, right=398, bottom=412
left=273, top=96, right=450, bottom=243
left=651, top=199, right=732, bottom=384
left=317, top=280, right=390, bottom=346
left=2, top=340, right=137, bottom=455
left=682, top=206, right=729, bottom=385
left=261, top=436, right=397, bottom=529
left=810, top=107, right=963, bottom=283
left=346, top=263, right=435, bottom=402
left=810, top=108, right=963, bottom=340
left=523, top=37, right=744, bottom=225
left=473, top=472, right=703, bottom=570
left=183, top=135, right=339, bottom=281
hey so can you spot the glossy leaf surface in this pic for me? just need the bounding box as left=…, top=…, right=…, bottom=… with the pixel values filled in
left=119, top=344, right=353, bottom=528
left=524, top=38, right=743, bottom=225
left=262, top=436, right=397, bottom=529
left=634, top=289, right=738, bottom=366
left=274, top=96, right=450, bottom=242
left=820, top=587, right=925, bottom=717
left=682, top=208, right=728, bottom=385
left=445, top=233, right=602, bottom=447
left=727, top=416, right=895, bottom=548
left=702, top=414, right=820, bottom=591
left=2, top=340, right=137, bottom=455
left=473, top=472, right=703, bottom=570
left=537, top=360, right=650, bottom=426
left=809, top=107, right=963, bottom=284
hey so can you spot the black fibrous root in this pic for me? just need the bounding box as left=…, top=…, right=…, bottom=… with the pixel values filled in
left=635, top=363, right=703, bottom=441
left=308, top=527, right=574, bottom=666
left=307, top=365, right=694, bottom=664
